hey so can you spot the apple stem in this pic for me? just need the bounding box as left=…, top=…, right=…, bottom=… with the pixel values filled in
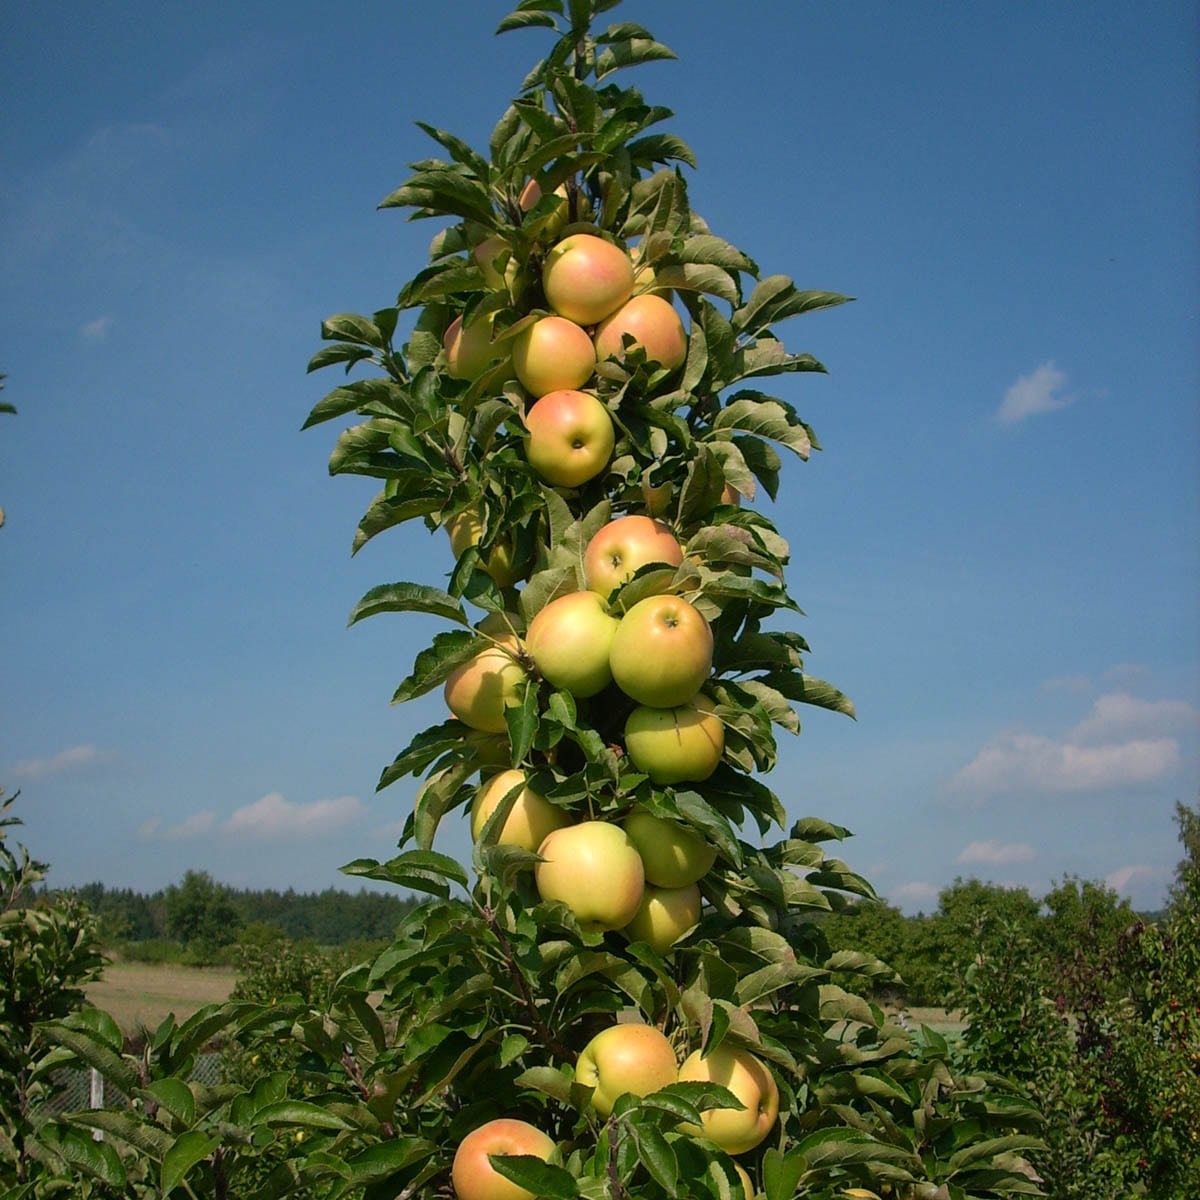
left=605, top=1116, right=626, bottom=1200
left=341, top=1045, right=396, bottom=1139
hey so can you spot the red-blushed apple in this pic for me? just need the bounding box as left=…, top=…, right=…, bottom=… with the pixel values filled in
left=542, top=234, right=634, bottom=326
left=524, top=390, right=614, bottom=489
left=535, top=821, right=644, bottom=931
left=451, top=1117, right=556, bottom=1200
left=525, top=591, right=619, bottom=698
left=444, top=636, right=528, bottom=733
left=519, top=178, right=590, bottom=237
left=623, top=698, right=725, bottom=787
left=471, top=768, right=570, bottom=852
left=511, top=315, right=595, bottom=396
left=576, top=1023, right=679, bottom=1118
left=608, top=594, right=713, bottom=708
left=623, top=806, right=717, bottom=887
left=446, top=509, right=521, bottom=588
left=583, top=515, right=684, bottom=599
left=676, top=1045, right=780, bottom=1155
left=623, top=882, right=702, bottom=955
left=444, top=313, right=506, bottom=381
left=593, top=294, right=687, bottom=371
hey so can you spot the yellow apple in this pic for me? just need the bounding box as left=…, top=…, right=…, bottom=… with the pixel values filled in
left=623, top=882, right=702, bottom=954
left=623, top=807, right=717, bottom=888
left=583, top=515, right=684, bottom=599
left=471, top=769, right=569, bottom=851
left=525, top=591, right=619, bottom=697
left=623, top=698, right=725, bottom=787
left=473, top=235, right=519, bottom=292
left=444, top=312, right=506, bottom=381
left=542, top=234, right=634, bottom=326
left=576, top=1023, right=679, bottom=1118
left=512, top=315, right=595, bottom=396
left=677, top=1045, right=780, bottom=1155
left=451, top=1117, right=556, bottom=1200
left=524, top=389, right=614, bottom=489
left=593, top=294, right=687, bottom=371
left=446, top=509, right=521, bottom=588
left=608, top=594, right=713, bottom=708
left=444, top=637, right=527, bottom=733
left=535, top=821, right=644, bottom=931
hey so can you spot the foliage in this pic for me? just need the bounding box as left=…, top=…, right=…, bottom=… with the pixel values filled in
left=163, top=870, right=244, bottom=963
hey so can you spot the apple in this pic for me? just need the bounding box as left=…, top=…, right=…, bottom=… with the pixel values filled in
left=525, top=390, right=614, bottom=489
left=519, top=178, right=590, bottom=237
left=623, top=806, right=717, bottom=888
left=542, top=234, right=634, bottom=326
left=451, top=1117, right=556, bottom=1200
left=576, top=1023, right=679, bottom=1118
left=593, top=294, right=687, bottom=371
left=535, top=821, right=644, bottom=931
left=733, top=1162, right=755, bottom=1199
left=583, top=515, right=684, bottom=599
left=472, top=769, right=569, bottom=852
left=608, top=595, right=713, bottom=708
left=512, top=316, right=595, bottom=396
left=444, top=313, right=506, bottom=381
left=623, top=882, right=702, bottom=955
left=720, top=482, right=743, bottom=506
left=444, top=637, right=528, bottom=733
left=525, top=591, right=619, bottom=697
left=446, top=509, right=521, bottom=588
left=473, top=235, right=518, bottom=292
left=623, top=698, right=724, bottom=787
left=676, top=1045, right=780, bottom=1155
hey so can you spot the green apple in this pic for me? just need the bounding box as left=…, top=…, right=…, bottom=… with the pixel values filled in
left=623, top=882, right=702, bottom=955
left=472, top=769, right=569, bottom=851
left=444, top=636, right=527, bottom=733
left=524, top=389, right=614, bottom=489
left=535, top=821, right=644, bottom=931
left=676, top=1045, right=780, bottom=1155
left=609, top=594, right=713, bottom=707
left=446, top=509, right=521, bottom=588
left=576, top=1023, right=679, bottom=1118
left=623, top=697, right=724, bottom=786
left=512, top=315, right=595, bottom=396
left=623, top=807, right=716, bottom=888
left=525, top=591, right=619, bottom=698
left=583, top=514, right=684, bottom=600
left=542, top=233, right=634, bottom=326
left=451, top=1117, right=556, bottom=1200
left=444, top=312, right=506, bottom=380
left=593, top=293, right=687, bottom=370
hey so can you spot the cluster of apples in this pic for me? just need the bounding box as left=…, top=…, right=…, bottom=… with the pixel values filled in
left=453, top=1032, right=778, bottom=1200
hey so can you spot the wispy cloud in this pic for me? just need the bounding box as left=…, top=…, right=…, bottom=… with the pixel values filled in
left=958, top=840, right=1036, bottom=866
left=12, top=744, right=105, bottom=781
left=139, top=811, right=217, bottom=841
left=224, top=792, right=365, bottom=840
left=1070, top=693, right=1199, bottom=745
left=1105, top=864, right=1158, bottom=895
left=80, top=316, right=113, bottom=342
left=996, top=361, right=1072, bottom=424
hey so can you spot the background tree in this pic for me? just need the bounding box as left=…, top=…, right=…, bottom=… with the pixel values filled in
left=163, top=869, right=243, bottom=960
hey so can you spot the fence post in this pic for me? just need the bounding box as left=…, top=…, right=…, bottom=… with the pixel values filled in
left=89, top=1068, right=104, bottom=1140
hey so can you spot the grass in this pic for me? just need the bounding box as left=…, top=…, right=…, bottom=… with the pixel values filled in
left=86, top=958, right=239, bottom=1038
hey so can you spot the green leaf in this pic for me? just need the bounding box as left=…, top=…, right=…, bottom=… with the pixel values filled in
left=255, top=1100, right=356, bottom=1131
left=321, top=312, right=385, bottom=349
left=712, top=394, right=812, bottom=459
left=348, top=582, right=468, bottom=628
left=138, top=1078, right=196, bottom=1128
left=654, top=263, right=739, bottom=305
left=306, top=343, right=375, bottom=375
left=761, top=672, right=856, bottom=719
left=38, top=1019, right=139, bottom=1095
left=380, top=168, right=497, bottom=225
left=488, top=1155, right=579, bottom=1199
left=69, top=1110, right=173, bottom=1159
left=342, top=848, right=468, bottom=898
left=392, top=629, right=482, bottom=705
left=947, top=1135, right=1046, bottom=1175
left=497, top=10, right=560, bottom=34
left=161, top=1131, right=218, bottom=1195
left=595, top=37, right=678, bottom=79
left=761, top=1147, right=806, bottom=1200
left=339, top=1138, right=438, bottom=1188
left=632, top=1124, right=679, bottom=1195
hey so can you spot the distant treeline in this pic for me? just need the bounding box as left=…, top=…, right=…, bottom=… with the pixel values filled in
left=52, top=875, right=422, bottom=947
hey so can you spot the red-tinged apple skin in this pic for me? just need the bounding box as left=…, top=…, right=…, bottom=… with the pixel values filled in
left=444, top=313, right=506, bottom=381
left=471, top=769, right=570, bottom=852
left=525, top=390, right=614, bottom=489
left=446, top=510, right=521, bottom=588
left=542, top=234, right=635, bottom=326
left=451, top=1118, right=556, bottom=1200
left=624, top=882, right=702, bottom=955
left=525, top=591, right=619, bottom=698
left=583, top=515, right=684, bottom=599
left=444, top=639, right=527, bottom=733
left=609, top=594, right=713, bottom=708
left=676, top=1046, right=780, bottom=1156
left=623, top=699, right=725, bottom=788
left=512, top=316, right=595, bottom=396
left=576, top=1024, right=679, bottom=1118
left=623, top=806, right=717, bottom=887
left=535, top=821, right=645, bottom=931
left=593, top=294, right=688, bottom=371
left=519, top=179, right=588, bottom=236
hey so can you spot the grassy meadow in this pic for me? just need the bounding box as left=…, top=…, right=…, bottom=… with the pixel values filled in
left=86, top=959, right=239, bottom=1038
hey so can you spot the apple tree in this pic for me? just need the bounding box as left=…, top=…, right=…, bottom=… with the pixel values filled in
left=294, top=3, right=1046, bottom=1197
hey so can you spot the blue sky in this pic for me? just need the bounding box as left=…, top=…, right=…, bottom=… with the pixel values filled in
left=2, top=1, right=1197, bottom=914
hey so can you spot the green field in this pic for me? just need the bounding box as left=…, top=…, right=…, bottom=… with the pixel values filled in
left=86, top=960, right=239, bottom=1037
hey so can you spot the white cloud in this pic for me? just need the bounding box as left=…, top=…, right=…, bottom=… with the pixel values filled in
left=950, top=732, right=1180, bottom=795
left=1106, top=864, right=1158, bottom=894
left=996, top=361, right=1072, bottom=424
left=12, top=744, right=105, bottom=780
left=224, top=792, right=366, bottom=839
left=80, top=316, right=113, bottom=342
left=1070, top=692, right=1200, bottom=745
left=138, top=811, right=217, bottom=841
left=958, top=840, right=1036, bottom=866
left=1104, top=662, right=1151, bottom=688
